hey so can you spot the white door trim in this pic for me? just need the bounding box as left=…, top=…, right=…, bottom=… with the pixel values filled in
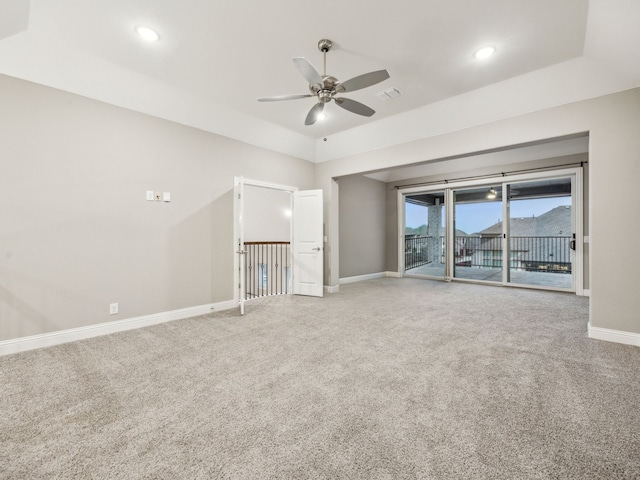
left=397, top=188, right=405, bottom=277
left=233, top=177, right=298, bottom=312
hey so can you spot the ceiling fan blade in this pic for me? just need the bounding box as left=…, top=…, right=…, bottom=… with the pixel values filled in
left=293, top=57, right=323, bottom=86
left=258, top=94, right=314, bottom=102
left=305, top=102, right=325, bottom=126
left=334, top=97, right=375, bottom=117
left=337, top=69, right=390, bottom=93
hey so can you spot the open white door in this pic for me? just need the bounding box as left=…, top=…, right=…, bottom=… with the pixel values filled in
left=293, top=189, right=324, bottom=297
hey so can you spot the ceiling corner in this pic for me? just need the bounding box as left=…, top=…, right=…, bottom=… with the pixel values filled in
left=0, top=0, right=30, bottom=41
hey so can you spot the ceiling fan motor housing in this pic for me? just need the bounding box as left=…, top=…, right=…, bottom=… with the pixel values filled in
left=310, top=75, right=339, bottom=102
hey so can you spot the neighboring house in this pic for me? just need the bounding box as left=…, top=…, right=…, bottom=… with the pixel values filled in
left=462, top=206, right=572, bottom=272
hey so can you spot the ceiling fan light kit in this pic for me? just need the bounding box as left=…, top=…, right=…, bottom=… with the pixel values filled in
left=258, top=39, right=390, bottom=126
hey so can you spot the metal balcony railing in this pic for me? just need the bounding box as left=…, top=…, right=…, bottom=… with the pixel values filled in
left=406, top=235, right=572, bottom=273
left=244, top=242, right=291, bottom=299
left=509, top=236, right=572, bottom=273
left=405, top=236, right=434, bottom=270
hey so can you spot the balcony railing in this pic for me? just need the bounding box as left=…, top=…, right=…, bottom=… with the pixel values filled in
left=509, top=236, right=572, bottom=273
left=406, top=235, right=572, bottom=273
left=405, top=236, right=436, bottom=270
left=244, top=242, right=291, bottom=300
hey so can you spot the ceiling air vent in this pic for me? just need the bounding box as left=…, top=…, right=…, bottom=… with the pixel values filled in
left=376, top=87, right=401, bottom=101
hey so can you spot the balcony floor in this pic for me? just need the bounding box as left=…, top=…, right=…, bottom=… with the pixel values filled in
left=406, top=263, right=573, bottom=289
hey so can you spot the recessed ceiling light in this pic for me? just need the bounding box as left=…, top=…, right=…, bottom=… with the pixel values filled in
left=474, top=46, right=496, bottom=59
left=136, top=26, right=160, bottom=42
left=316, top=113, right=326, bottom=121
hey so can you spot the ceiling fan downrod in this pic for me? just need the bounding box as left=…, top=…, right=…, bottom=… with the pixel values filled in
left=318, top=39, right=332, bottom=76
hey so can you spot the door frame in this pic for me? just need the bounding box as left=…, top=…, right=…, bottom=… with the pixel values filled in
left=233, top=177, right=297, bottom=313
left=397, top=167, right=585, bottom=295
left=499, top=175, right=579, bottom=291
left=398, top=187, right=449, bottom=281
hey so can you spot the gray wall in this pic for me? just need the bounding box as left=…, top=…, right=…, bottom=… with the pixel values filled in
left=316, top=88, right=640, bottom=335
left=0, top=75, right=314, bottom=341
left=337, top=175, right=387, bottom=279
left=243, top=186, right=291, bottom=242
left=3, top=73, right=638, bottom=341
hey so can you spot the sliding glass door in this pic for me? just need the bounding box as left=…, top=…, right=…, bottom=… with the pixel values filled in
left=404, top=191, right=446, bottom=279
left=400, top=168, right=581, bottom=293
left=452, top=186, right=504, bottom=282
left=506, top=178, right=573, bottom=289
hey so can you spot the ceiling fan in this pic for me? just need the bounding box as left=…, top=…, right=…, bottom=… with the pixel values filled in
left=258, top=39, right=390, bottom=126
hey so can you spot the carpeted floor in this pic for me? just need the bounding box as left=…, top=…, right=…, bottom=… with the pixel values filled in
left=1, top=278, right=639, bottom=479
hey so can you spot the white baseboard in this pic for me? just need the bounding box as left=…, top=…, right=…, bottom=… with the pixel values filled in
left=583, top=289, right=591, bottom=297
left=325, top=285, right=340, bottom=294
left=339, top=272, right=386, bottom=284
left=338, top=271, right=404, bottom=285
left=588, top=322, right=640, bottom=347
left=0, top=300, right=236, bottom=356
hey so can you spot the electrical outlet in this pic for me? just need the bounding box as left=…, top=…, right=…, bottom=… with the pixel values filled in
left=146, top=191, right=154, bottom=201
left=109, top=303, right=119, bottom=315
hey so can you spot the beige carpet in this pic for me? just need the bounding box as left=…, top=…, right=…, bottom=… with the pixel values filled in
left=1, top=278, right=639, bottom=479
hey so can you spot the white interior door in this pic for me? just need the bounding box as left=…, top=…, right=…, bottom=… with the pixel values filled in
left=293, top=189, right=324, bottom=297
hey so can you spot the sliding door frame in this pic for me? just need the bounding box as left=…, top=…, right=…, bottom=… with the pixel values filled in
left=397, top=167, right=584, bottom=295
left=398, top=185, right=451, bottom=281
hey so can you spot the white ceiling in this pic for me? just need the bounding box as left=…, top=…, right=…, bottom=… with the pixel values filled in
left=0, top=0, right=639, bottom=163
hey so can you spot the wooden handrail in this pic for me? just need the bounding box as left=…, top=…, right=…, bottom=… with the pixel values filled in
left=243, top=241, right=290, bottom=245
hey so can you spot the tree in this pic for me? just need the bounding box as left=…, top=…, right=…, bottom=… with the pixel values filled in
left=405, top=224, right=428, bottom=235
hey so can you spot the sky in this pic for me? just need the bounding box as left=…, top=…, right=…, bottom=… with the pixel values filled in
left=406, top=196, right=571, bottom=234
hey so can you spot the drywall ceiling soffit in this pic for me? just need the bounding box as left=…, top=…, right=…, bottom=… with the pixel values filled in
left=0, top=0, right=30, bottom=40
left=368, top=136, right=589, bottom=184
left=584, top=0, right=640, bottom=82
left=313, top=53, right=639, bottom=163
left=363, top=171, right=392, bottom=183
left=0, top=0, right=637, bottom=162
